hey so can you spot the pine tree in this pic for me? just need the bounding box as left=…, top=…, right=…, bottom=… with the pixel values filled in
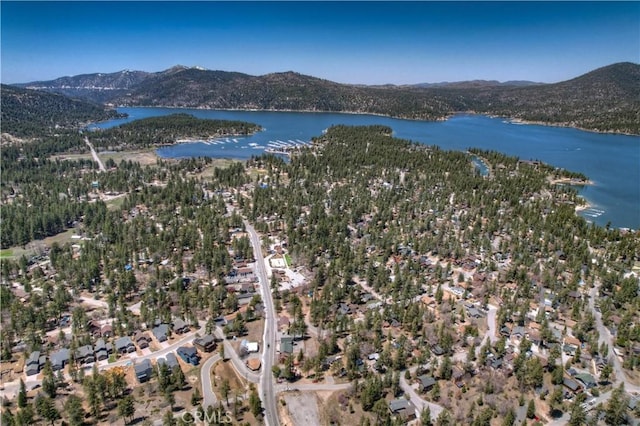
left=17, top=379, right=27, bottom=408
left=118, top=394, right=136, bottom=425
left=64, top=395, right=85, bottom=426
left=35, top=395, right=60, bottom=426
left=420, top=406, right=433, bottom=426
left=526, top=399, right=536, bottom=419
left=191, top=387, right=202, bottom=406
left=249, top=388, right=262, bottom=418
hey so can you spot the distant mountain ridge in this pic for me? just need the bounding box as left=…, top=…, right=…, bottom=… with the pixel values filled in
left=13, top=62, right=640, bottom=134
left=410, top=80, right=541, bottom=88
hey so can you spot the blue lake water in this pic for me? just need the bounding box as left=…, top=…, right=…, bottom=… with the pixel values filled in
left=92, top=108, right=640, bottom=229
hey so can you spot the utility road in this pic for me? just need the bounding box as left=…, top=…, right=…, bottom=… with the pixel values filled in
left=84, top=136, right=106, bottom=172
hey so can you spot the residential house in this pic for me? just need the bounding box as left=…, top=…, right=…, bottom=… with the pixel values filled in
left=388, top=398, right=417, bottom=421
left=280, top=336, right=294, bottom=354
left=466, top=306, right=484, bottom=319
left=135, top=359, right=153, bottom=383
left=50, top=348, right=70, bottom=371
left=100, top=324, right=113, bottom=338
left=158, top=353, right=180, bottom=372
left=75, top=345, right=95, bottom=364
left=194, top=334, right=216, bottom=353
left=94, top=339, right=109, bottom=361
left=152, top=324, right=170, bottom=342
left=337, top=303, right=351, bottom=316
left=575, top=373, right=597, bottom=389
left=114, top=336, right=136, bottom=354
left=564, top=335, right=581, bottom=349
left=135, top=331, right=151, bottom=349
left=563, top=377, right=583, bottom=394
left=165, top=353, right=179, bottom=369
left=563, top=344, right=577, bottom=356
left=511, top=326, right=525, bottom=341
left=25, top=351, right=42, bottom=376
left=431, top=345, right=445, bottom=356
left=172, top=318, right=190, bottom=334
left=87, top=321, right=102, bottom=338
left=500, top=326, right=512, bottom=337
left=417, top=375, right=437, bottom=392
left=177, top=346, right=199, bottom=365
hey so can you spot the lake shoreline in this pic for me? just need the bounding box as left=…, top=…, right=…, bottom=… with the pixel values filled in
left=92, top=107, right=640, bottom=229
left=113, top=104, right=638, bottom=136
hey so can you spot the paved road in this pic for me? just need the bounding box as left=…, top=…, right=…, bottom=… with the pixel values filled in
left=546, top=284, right=640, bottom=425
left=588, top=285, right=640, bottom=393
left=201, top=353, right=222, bottom=409
left=245, top=220, right=279, bottom=426
left=84, top=136, right=106, bottom=172
left=399, top=366, right=445, bottom=421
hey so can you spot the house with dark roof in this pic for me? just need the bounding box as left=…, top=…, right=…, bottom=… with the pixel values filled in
left=157, top=352, right=180, bottom=373
left=172, top=318, right=189, bottom=334
left=135, top=331, right=151, bottom=349
left=50, top=348, right=70, bottom=371
left=563, top=377, right=583, bottom=394
left=194, top=334, right=216, bottom=353
left=417, top=375, right=437, bottom=392
left=388, top=398, right=417, bottom=421
left=431, top=345, right=445, bottom=356
left=135, top=359, right=153, bottom=383
left=95, top=348, right=108, bottom=361
left=575, top=373, right=597, bottom=389
left=75, top=345, right=95, bottom=365
left=115, top=336, right=136, bottom=354
left=177, top=346, right=199, bottom=365
left=280, top=336, right=294, bottom=354
left=165, top=353, right=179, bottom=369
left=25, top=351, right=42, bottom=376
left=152, top=324, right=170, bottom=342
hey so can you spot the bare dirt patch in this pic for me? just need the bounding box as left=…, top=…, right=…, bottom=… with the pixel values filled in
left=53, top=149, right=159, bottom=166
left=282, top=391, right=321, bottom=426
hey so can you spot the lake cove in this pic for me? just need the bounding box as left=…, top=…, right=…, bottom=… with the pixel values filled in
left=93, top=108, right=640, bottom=229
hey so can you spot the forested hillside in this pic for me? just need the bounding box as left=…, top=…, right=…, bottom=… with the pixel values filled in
left=16, top=62, right=640, bottom=134
left=0, top=85, right=121, bottom=137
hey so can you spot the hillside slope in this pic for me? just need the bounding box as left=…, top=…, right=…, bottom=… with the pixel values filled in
left=15, top=62, right=640, bottom=134
left=1, top=84, right=122, bottom=137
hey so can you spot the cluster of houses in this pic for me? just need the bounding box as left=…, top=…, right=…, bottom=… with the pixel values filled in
left=23, top=318, right=194, bottom=377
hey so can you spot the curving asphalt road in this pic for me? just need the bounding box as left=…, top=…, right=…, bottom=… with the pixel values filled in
left=201, top=353, right=222, bottom=409
left=399, top=366, right=445, bottom=421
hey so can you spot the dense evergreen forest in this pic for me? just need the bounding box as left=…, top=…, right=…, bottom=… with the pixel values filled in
left=246, top=125, right=640, bottom=377
left=0, top=114, right=259, bottom=248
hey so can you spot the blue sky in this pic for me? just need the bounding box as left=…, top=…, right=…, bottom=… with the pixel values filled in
left=1, top=1, right=638, bottom=85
